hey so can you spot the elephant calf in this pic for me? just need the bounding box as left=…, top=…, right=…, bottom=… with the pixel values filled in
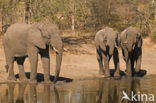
left=2, top=23, right=63, bottom=83
left=120, top=26, right=143, bottom=76
left=95, top=27, right=120, bottom=77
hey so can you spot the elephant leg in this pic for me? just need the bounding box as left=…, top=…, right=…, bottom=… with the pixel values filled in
left=135, top=48, right=142, bottom=73
left=126, top=52, right=132, bottom=76
left=16, top=57, right=27, bottom=81
left=113, top=48, right=120, bottom=77
left=131, top=52, right=135, bottom=75
left=39, top=46, right=50, bottom=82
left=122, top=47, right=132, bottom=76
left=121, top=48, right=126, bottom=62
left=96, top=49, right=104, bottom=75
left=7, top=60, right=16, bottom=81
left=28, top=46, right=38, bottom=83
left=4, top=47, right=16, bottom=81
left=102, top=53, right=110, bottom=77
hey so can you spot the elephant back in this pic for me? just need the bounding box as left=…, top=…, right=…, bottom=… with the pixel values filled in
left=120, top=26, right=142, bottom=51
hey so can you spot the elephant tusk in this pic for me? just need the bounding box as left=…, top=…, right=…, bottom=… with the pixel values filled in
left=115, top=42, right=118, bottom=48
left=63, top=48, right=67, bottom=52
left=53, top=47, right=58, bottom=53
left=132, top=44, right=135, bottom=49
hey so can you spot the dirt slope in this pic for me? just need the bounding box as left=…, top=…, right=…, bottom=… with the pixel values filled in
left=0, top=36, right=155, bottom=82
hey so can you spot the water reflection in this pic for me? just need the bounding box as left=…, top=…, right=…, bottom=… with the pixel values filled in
left=16, top=83, right=26, bottom=103
left=0, top=76, right=156, bottom=103
left=30, top=84, right=37, bottom=103
left=96, top=78, right=141, bottom=103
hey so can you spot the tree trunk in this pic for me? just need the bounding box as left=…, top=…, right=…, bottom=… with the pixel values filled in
left=71, top=0, right=75, bottom=32
left=25, top=0, right=30, bottom=24
left=9, top=0, right=13, bottom=24
left=0, top=8, right=2, bottom=33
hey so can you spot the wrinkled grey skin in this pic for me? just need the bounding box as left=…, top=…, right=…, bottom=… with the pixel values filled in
left=2, top=23, right=63, bottom=83
left=95, top=27, right=120, bottom=77
left=120, top=26, right=142, bottom=76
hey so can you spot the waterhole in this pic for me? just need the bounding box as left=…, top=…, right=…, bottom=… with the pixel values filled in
left=0, top=76, right=156, bottom=103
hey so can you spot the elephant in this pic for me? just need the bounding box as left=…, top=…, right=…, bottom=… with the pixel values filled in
left=95, top=27, right=120, bottom=77
left=2, top=23, right=63, bottom=83
left=120, top=26, right=143, bottom=76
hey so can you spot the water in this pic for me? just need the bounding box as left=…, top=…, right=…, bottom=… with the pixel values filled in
left=0, top=76, right=156, bottom=103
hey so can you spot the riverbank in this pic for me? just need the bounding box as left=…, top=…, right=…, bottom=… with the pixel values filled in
left=0, top=36, right=156, bottom=82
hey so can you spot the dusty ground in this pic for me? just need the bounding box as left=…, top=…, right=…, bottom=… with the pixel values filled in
left=0, top=35, right=156, bottom=82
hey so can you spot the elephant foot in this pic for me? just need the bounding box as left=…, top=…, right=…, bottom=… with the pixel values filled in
left=19, top=75, right=28, bottom=81
left=7, top=76, right=16, bottom=81
left=44, top=79, right=51, bottom=83
left=98, top=74, right=105, bottom=78
left=30, top=79, right=37, bottom=84
left=125, top=72, right=132, bottom=77
left=19, top=78, right=28, bottom=82
left=104, top=73, right=110, bottom=78
left=114, top=71, right=120, bottom=77
left=99, top=70, right=104, bottom=75
left=125, top=70, right=132, bottom=77
left=104, top=70, right=110, bottom=77
left=135, top=68, right=140, bottom=73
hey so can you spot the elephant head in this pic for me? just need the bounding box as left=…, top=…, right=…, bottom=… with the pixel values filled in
left=103, top=27, right=119, bottom=55
left=120, top=27, right=142, bottom=52
left=28, top=24, right=63, bottom=82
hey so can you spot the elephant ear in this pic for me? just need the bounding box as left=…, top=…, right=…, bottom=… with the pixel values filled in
left=28, top=27, right=46, bottom=49
left=136, top=33, right=142, bottom=48
left=137, top=37, right=142, bottom=48
left=100, top=31, right=107, bottom=51
left=37, top=24, right=51, bottom=39
left=115, top=31, right=120, bottom=47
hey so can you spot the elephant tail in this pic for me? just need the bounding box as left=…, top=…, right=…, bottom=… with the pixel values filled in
left=4, top=64, right=9, bottom=73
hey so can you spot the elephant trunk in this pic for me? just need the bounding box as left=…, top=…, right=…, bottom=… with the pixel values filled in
left=50, top=39, right=63, bottom=83
left=127, top=43, right=133, bottom=52
left=107, top=41, right=115, bottom=55
left=109, top=45, right=114, bottom=55
left=54, top=50, right=62, bottom=83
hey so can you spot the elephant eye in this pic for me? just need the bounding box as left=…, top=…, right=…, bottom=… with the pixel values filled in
left=47, top=34, right=51, bottom=38
left=43, top=33, right=51, bottom=39
left=103, top=39, right=107, bottom=43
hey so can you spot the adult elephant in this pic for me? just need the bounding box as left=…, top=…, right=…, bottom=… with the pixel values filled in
left=2, top=23, right=63, bottom=83
left=120, top=26, right=143, bottom=76
left=95, top=27, right=120, bottom=77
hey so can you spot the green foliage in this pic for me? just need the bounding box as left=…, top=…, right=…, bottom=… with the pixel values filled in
left=0, top=0, right=156, bottom=39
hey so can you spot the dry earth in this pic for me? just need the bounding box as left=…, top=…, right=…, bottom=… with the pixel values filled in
left=0, top=35, right=156, bottom=82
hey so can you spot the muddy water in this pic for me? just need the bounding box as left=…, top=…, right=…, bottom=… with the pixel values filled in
left=0, top=76, right=156, bottom=103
